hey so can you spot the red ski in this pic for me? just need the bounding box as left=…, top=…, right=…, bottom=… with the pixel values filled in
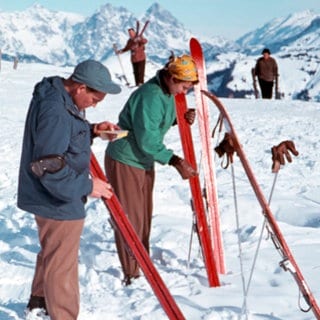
left=202, top=90, right=320, bottom=319
left=174, top=93, right=220, bottom=287
left=90, top=152, right=185, bottom=320
left=190, top=37, right=225, bottom=274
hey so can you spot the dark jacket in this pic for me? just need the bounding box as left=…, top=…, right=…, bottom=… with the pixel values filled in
left=17, top=76, right=93, bottom=220
left=106, top=71, right=175, bottom=170
left=254, top=56, right=278, bottom=82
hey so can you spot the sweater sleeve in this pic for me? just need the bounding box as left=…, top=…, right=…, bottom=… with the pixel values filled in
left=130, top=91, right=174, bottom=165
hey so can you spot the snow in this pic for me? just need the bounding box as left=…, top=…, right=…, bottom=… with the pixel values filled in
left=0, top=58, right=320, bottom=320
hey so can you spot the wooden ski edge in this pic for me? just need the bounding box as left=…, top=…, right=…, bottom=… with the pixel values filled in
left=90, top=153, right=185, bottom=320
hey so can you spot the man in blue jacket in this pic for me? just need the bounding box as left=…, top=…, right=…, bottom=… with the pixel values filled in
left=18, top=60, right=121, bottom=320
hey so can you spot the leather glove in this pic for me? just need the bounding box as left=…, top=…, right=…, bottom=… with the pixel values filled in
left=30, top=154, right=66, bottom=177
left=271, top=140, right=299, bottom=173
left=184, top=108, right=196, bottom=125
left=214, top=132, right=235, bottom=169
left=169, top=155, right=198, bottom=180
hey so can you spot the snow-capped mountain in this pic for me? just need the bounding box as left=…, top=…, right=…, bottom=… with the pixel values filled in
left=236, top=10, right=320, bottom=55
left=0, top=2, right=216, bottom=66
left=0, top=4, right=84, bottom=64
left=0, top=4, right=320, bottom=101
left=70, top=4, right=137, bottom=63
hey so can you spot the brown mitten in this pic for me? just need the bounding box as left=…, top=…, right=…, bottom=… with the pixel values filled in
left=169, top=155, right=198, bottom=179
left=214, top=132, right=235, bottom=168
left=271, top=140, right=299, bottom=173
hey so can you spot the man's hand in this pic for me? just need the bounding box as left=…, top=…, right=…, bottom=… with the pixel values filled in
left=95, top=121, right=120, bottom=132
left=134, top=36, right=142, bottom=42
left=271, top=140, right=299, bottom=173
left=95, top=121, right=121, bottom=141
left=90, top=177, right=113, bottom=199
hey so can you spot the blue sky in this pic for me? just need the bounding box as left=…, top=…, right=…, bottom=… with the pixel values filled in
left=1, top=0, right=320, bottom=39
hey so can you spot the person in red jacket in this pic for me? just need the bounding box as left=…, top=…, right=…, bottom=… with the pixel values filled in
left=117, top=28, right=148, bottom=86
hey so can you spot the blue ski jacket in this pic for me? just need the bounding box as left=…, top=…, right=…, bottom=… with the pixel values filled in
left=17, top=76, right=93, bottom=220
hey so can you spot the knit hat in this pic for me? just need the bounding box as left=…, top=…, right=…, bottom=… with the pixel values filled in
left=261, top=48, right=271, bottom=55
left=71, top=60, right=121, bottom=94
left=167, top=55, right=198, bottom=82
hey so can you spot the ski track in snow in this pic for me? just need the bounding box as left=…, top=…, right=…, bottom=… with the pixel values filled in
left=0, top=61, right=320, bottom=320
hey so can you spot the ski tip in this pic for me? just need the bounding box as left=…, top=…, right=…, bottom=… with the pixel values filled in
left=190, top=37, right=199, bottom=45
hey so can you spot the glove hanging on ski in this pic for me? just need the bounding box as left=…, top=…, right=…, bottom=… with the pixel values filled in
left=184, top=108, right=196, bottom=125
left=271, top=140, right=299, bottom=173
left=214, top=132, right=236, bottom=169
left=169, top=154, right=198, bottom=179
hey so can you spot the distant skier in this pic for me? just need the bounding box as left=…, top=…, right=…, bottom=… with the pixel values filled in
left=254, top=48, right=278, bottom=99
left=116, top=26, right=148, bottom=86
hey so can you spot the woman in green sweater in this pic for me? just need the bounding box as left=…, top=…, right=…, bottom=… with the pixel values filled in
left=105, top=54, right=198, bottom=285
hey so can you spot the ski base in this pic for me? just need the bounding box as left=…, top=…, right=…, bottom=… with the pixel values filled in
left=190, top=37, right=226, bottom=274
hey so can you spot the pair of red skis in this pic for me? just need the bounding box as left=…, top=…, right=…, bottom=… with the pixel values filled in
left=175, top=38, right=225, bottom=288
left=90, top=38, right=320, bottom=319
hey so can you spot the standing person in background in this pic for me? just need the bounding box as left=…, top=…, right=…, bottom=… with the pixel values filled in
left=18, top=60, right=121, bottom=320
left=116, top=27, right=148, bottom=86
left=254, top=48, right=278, bottom=99
left=104, top=54, right=199, bottom=286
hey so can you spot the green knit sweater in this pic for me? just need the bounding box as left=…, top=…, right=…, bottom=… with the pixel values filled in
left=106, top=72, right=175, bottom=170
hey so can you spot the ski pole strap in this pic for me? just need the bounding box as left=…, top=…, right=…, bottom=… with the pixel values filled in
left=211, top=114, right=224, bottom=138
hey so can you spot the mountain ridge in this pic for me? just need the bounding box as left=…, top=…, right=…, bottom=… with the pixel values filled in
left=0, top=3, right=319, bottom=101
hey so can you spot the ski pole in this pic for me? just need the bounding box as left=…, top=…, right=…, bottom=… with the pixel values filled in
left=113, top=43, right=130, bottom=86
left=187, top=207, right=196, bottom=270
left=240, top=171, right=279, bottom=318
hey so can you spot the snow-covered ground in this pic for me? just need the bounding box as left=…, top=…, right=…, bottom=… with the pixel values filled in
left=0, top=59, right=319, bottom=320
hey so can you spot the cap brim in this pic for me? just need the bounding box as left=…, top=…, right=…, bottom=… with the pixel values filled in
left=71, top=75, right=122, bottom=94
left=104, top=82, right=122, bottom=94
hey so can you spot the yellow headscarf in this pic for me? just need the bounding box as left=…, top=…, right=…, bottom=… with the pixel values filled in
left=167, top=54, right=198, bottom=82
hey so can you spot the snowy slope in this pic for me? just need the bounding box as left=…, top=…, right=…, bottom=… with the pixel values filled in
left=0, top=57, right=320, bottom=320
